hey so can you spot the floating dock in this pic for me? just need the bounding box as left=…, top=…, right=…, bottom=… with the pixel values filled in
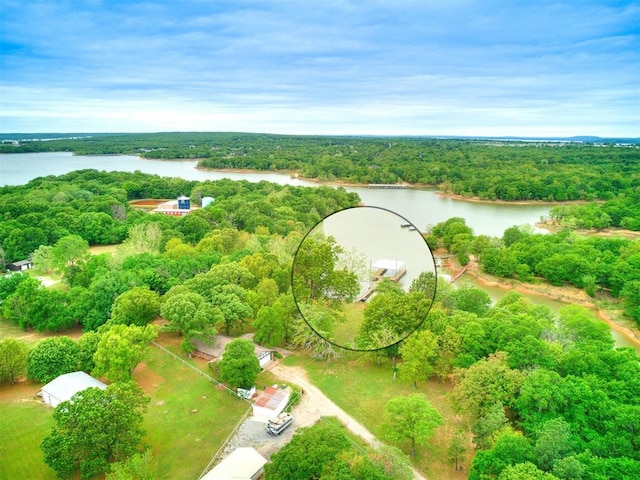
left=367, top=183, right=409, bottom=189
left=356, top=260, right=407, bottom=302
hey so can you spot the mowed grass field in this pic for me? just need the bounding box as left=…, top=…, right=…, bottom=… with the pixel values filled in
left=283, top=352, right=473, bottom=480
left=0, top=327, right=248, bottom=480
left=0, top=383, right=56, bottom=479
left=137, top=343, right=249, bottom=479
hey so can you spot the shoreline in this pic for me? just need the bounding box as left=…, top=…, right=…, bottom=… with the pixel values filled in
left=535, top=221, right=640, bottom=238
left=195, top=165, right=605, bottom=206
left=451, top=259, right=640, bottom=350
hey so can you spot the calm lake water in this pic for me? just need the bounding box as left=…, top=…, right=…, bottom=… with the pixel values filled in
left=0, top=152, right=550, bottom=237
left=1, top=152, right=637, bottom=351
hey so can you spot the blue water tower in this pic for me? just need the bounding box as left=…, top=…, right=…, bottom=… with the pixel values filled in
left=177, top=195, right=190, bottom=210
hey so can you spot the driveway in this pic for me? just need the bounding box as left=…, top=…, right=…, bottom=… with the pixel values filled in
left=222, top=360, right=428, bottom=480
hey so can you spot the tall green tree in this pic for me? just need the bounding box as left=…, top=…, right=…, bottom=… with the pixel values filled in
left=534, top=418, right=574, bottom=472
left=160, top=291, right=221, bottom=352
left=382, top=393, right=443, bottom=457
left=218, top=338, right=260, bottom=389
left=92, top=324, right=157, bottom=382
left=398, top=330, right=438, bottom=388
left=110, top=286, right=160, bottom=326
left=0, top=338, right=29, bottom=384
left=264, top=422, right=351, bottom=480
left=41, top=382, right=149, bottom=480
left=452, top=352, right=525, bottom=419
left=27, top=336, right=79, bottom=384
left=51, top=234, right=90, bottom=277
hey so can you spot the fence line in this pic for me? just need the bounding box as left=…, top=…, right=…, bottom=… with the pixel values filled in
left=196, top=406, right=252, bottom=480
left=151, top=342, right=248, bottom=402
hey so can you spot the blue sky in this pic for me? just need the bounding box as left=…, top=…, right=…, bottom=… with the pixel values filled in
left=1, top=0, right=638, bottom=136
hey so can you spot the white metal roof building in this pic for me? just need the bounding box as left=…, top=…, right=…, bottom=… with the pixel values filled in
left=201, top=447, right=267, bottom=480
left=40, top=371, right=107, bottom=408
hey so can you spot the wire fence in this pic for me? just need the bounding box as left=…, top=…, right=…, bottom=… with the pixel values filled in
left=151, top=342, right=256, bottom=479
left=151, top=341, right=249, bottom=402
left=196, top=406, right=253, bottom=479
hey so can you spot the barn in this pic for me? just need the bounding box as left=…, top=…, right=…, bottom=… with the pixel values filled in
left=40, top=371, right=107, bottom=408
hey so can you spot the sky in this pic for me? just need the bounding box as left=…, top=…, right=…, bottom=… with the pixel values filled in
left=1, top=0, right=638, bottom=137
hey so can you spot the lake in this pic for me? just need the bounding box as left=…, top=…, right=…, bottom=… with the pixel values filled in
left=0, top=152, right=551, bottom=237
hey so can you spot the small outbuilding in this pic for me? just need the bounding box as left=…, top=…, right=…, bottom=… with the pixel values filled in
left=40, top=371, right=107, bottom=408
left=252, top=385, right=290, bottom=422
left=7, top=260, right=33, bottom=272
left=201, top=447, right=267, bottom=480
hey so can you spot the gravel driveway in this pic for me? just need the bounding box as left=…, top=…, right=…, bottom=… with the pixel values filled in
left=219, top=361, right=428, bottom=479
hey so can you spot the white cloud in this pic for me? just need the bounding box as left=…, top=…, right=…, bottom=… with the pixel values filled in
left=1, top=0, right=638, bottom=136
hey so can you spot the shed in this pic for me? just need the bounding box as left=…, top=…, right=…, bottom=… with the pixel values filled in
left=41, top=371, right=107, bottom=408
left=252, top=385, right=290, bottom=422
left=7, top=260, right=33, bottom=272
left=201, top=447, right=266, bottom=480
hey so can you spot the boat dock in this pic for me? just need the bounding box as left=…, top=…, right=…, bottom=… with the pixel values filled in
left=367, top=183, right=409, bottom=189
left=356, top=260, right=407, bottom=302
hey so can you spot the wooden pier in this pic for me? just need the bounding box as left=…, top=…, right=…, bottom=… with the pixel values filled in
left=356, top=264, right=407, bottom=302
left=367, top=183, right=409, bottom=189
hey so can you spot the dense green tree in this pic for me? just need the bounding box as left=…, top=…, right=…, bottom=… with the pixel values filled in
left=470, top=429, right=535, bottom=479
left=452, top=285, right=491, bottom=316
left=160, top=291, right=221, bottom=351
left=398, top=330, right=438, bottom=388
left=472, top=402, right=509, bottom=450
left=253, top=305, right=286, bottom=347
left=534, top=418, right=574, bottom=472
left=32, top=244, right=55, bottom=273
left=0, top=338, right=29, bottom=384
left=357, top=291, right=431, bottom=348
left=41, top=382, right=149, bottom=480
left=452, top=352, right=525, bottom=419
left=51, top=234, right=91, bottom=277
left=218, top=338, right=261, bottom=389
left=264, top=421, right=351, bottom=480
left=209, top=284, right=253, bottom=335
left=497, top=462, right=560, bottom=480
left=106, top=450, right=156, bottom=480
left=76, top=331, right=101, bottom=373
left=292, top=234, right=359, bottom=303
left=382, top=393, right=443, bottom=457
left=621, top=280, right=640, bottom=324
left=92, top=324, right=157, bottom=382
left=27, top=336, right=79, bottom=384
left=110, top=287, right=160, bottom=326
left=0, top=271, right=31, bottom=303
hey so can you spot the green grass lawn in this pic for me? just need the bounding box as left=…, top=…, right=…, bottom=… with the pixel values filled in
left=333, top=302, right=366, bottom=346
left=283, top=352, right=471, bottom=480
left=137, top=344, right=250, bottom=480
left=0, top=386, right=55, bottom=479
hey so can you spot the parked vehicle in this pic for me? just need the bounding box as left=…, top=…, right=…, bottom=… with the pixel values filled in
left=266, top=412, right=294, bottom=435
